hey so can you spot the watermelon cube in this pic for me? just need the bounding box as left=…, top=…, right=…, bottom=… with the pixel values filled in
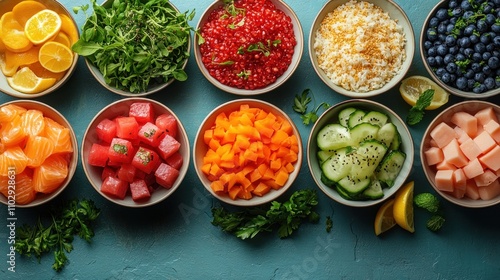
left=116, top=117, right=139, bottom=140
left=108, top=138, right=135, bottom=163
left=130, top=179, right=151, bottom=201
left=117, top=163, right=137, bottom=183
left=157, top=134, right=181, bottom=161
left=155, top=163, right=179, bottom=189
left=165, top=152, right=183, bottom=170
left=101, top=176, right=128, bottom=199
left=96, top=118, right=117, bottom=143
left=138, top=122, right=163, bottom=147
left=132, top=147, right=161, bottom=174
left=129, top=102, right=154, bottom=124
left=88, top=143, right=109, bottom=167
left=101, top=166, right=116, bottom=181
left=155, top=113, right=178, bottom=138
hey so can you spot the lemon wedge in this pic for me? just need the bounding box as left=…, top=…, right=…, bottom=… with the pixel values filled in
left=374, top=198, right=396, bottom=236
left=399, top=76, right=449, bottom=110
left=393, top=181, right=415, bottom=233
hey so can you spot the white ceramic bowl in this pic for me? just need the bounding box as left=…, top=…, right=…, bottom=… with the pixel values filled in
left=83, top=0, right=191, bottom=96
left=421, top=101, right=500, bottom=208
left=193, top=99, right=302, bottom=206
left=309, top=0, right=414, bottom=98
left=0, top=100, right=78, bottom=207
left=194, top=0, right=303, bottom=95
left=81, top=97, right=190, bottom=207
left=420, top=0, right=500, bottom=98
left=0, top=0, right=79, bottom=98
left=307, top=99, right=414, bottom=207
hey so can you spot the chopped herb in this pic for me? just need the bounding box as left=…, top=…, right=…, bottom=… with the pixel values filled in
left=237, top=70, right=251, bottom=79
left=326, top=216, right=333, bottom=233
left=406, top=89, right=434, bottom=125
left=292, top=89, right=330, bottom=125
left=113, top=143, right=128, bottom=155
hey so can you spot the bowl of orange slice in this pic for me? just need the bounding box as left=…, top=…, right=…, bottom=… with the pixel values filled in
left=0, top=0, right=79, bottom=98
left=0, top=100, right=78, bottom=207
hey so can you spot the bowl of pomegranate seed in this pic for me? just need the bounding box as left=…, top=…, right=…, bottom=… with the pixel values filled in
left=309, top=0, right=414, bottom=98
left=194, top=0, right=303, bottom=95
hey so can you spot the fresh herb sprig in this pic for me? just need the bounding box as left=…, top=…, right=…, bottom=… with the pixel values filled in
left=406, top=89, right=434, bottom=125
left=15, top=199, right=100, bottom=271
left=293, top=89, right=330, bottom=125
left=211, top=189, right=320, bottom=239
left=72, top=0, right=195, bottom=93
left=414, top=192, right=445, bottom=232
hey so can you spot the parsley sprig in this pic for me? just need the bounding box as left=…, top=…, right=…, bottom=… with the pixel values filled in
left=293, top=89, right=330, bottom=125
left=211, top=189, right=320, bottom=239
left=15, top=199, right=100, bottom=271
left=406, top=89, right=434, bottom=125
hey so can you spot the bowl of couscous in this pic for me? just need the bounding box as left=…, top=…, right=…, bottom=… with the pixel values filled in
left=309, top=0, right=415, bottom=98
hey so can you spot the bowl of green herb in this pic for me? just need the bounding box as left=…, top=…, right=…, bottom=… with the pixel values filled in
left=72, top=0, right=194, bottom=96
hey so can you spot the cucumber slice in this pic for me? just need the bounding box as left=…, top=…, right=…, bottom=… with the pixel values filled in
left=376, top=123, right=398, bottom=148
left=317, top=150, right=335, bottom=164
left=362, top=179, right=384, bottom=199
left=317, top=124, right=351, bottom=151
left=335, top=184, right=354, bottom=200
left=321, top=147, right=353, bottom=182
left=349, top=123, right=379, bottom=147
left=347, top=110, right=366, bottom=128
left=361, top=111, right=389, bottom=127
left=377, top=150, right=406, bottom=187
left=349, top=140, right=388, bottom=180
left=321, top=172, right=335, bottom=187
left=390, top=129, right=402, bottom=151
left=338, top=107, right=357, bottom=127
left=337, top=176, right=371, bottom=196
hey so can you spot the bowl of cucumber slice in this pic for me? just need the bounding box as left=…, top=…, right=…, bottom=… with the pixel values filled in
left=307, top=99, right=414, bottom=207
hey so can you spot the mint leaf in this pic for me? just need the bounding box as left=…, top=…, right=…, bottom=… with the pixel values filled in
left=406, top=89, right=434, bottom=125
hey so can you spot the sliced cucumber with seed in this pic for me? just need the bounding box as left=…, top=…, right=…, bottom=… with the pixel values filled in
left=377, top=150, right=406, bottom=187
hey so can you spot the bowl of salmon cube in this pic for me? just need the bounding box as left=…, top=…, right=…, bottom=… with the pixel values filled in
left=193, top=99, right=303, bottom=207
left=81, top=97, right=189, bottom=207
left=421, top=101, right=500, bottom=208
left=0, top=0, right=79, bottom=98
left=0, top=100, right=78, bottom=207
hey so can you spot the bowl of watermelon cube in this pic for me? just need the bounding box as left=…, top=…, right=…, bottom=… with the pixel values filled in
left=193, top=99, right=303, bottom=207
left=0, top=100, right=78, bottom=208
left=307, top=99, right=414, bottom=207
left=81, top=97, right=189, bottom=207
left=421, top=100, right=500, bottom=208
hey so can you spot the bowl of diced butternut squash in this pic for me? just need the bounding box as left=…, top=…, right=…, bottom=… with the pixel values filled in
left=421, top=101, right=500, bottom=208
left=81, top=97, right=190, bottom=207
left=0, top=0, right=79, bottom=98
left=193, top=99, right=303, bottom=207
left=0, top=100, right=78, bottom=207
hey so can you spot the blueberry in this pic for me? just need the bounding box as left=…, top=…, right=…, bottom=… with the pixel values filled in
left=449, top=45, right=460, bottom=55
left=483, top=4, right=494, bottom=15
left=467, top=78, right=476, bottom=89
left=459, top=36, right=471, bottom=47
left=474, top=43, right=486, bottom=54
left=484, top=77, right=496, bottom=90
left=488, top=57, right=500, bottom=69
left=448, top=0, right=459, bottom=8
left=445, top=35, right=456, bottom=46
left=494, top=36, right=500, bottom=47
left=482, top=65, right=492, bottom=75
left=460, top=0, right=473, bottom=11
left=435, top=56, right=444, bottom=66
left=437, top=22, right=448, bottom=34
left=471, top=62, right=482, bottom=72
left=482, top=52, right=492, bottom=61
left=424, top=40, right=433, bottom=50
left=456, top=53, right=466, bottom=62
left=494, top=0, right=500, bottom=6
left=436, top=67, right=447, bottom=77
left=477, top=20, right=488, bottom=32
left=456, top=76, right=468, bottom=89
left=444, top=53, right=455, bottom=64
left=427, top=28, right=438, bottom=41
left=463, top=10, right=474, bottom=19
left=486, top=43, right=496, bottom=52
left=473, top=84, right=486, bottom=93
left=485, top=14, right=496, bottom=25
left=463, top=48, right=474, bottom=57
left=464, top=69, right=475, bottom=79
left=451, top=7, right=463, bottom=17
left=474, top=72, right=486, bottom=83
left=441, top=72, right=452, bottom=84
left=427, top=46, right=437, bottom=57
left=463, top=25, right=475, bottom=36
left=480, top=33, right=491, bottom=44
left=446, top=62, right=458, bottom=73
left=427, top=56, right=437, bottom=66
left=429, top=17, right=440, bottom=28
left=472, top=52, right=482, bottom=62
left=437, top=45, right=449, bottom=56
left=436, top=8, right=449, bottom=20
left=446, top=23, right=455, bottom=34
left=492, top=23, right=500, bottom=33
left=469, top=34, right=479, bottom=44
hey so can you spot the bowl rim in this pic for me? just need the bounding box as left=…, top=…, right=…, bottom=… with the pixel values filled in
left=80, top=97, right=190, bottom=207
left=308, top=0, right=415, bottom=98
left=0, top=99, right=78, bottom=208
left=419, top=0, right=500, bottom=99
left=420, top=100, right=500, bottom=208
left=193, top=98, right=303, bottom=207
left=0, top=0, right=79, bottom=99
left=83, top=0, right=191, bottom=97
left=193, top=0, right=304, bottom=96
left=307, top=98, right=414, bottom=207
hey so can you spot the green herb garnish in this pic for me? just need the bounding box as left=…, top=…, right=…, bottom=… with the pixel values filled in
left=211, top=189, right=320, bottom=239
left=113, top=143, right=127, bottom=155
left=406, top=89, right=434, bottom=125
left=325, top=216, right=333, bottom=233
left=414, top=192, right=445, bottom=232
left=293, top=89, right=330, bottom=125
left=15, top=199, right=100, bottom=271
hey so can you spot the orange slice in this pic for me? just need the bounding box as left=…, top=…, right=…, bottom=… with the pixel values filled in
left=33, top=154, right=68, bottom=194
left=52, top=31, right=71, bottom=48
left=26, top=61, right=65, bottom=80
left=6, top=66, right=56, bottom=94
left=24, top=9, right=62, bottom=45
left=38, top=41, right=73, bottom=73
left=0, top=52, right=18, bottom=76
left=59, top=14, right=79, bottom=45
left=1, top=46, right=40, bottom=76
left=12, top=0, right=47, bottom=27
left=1, top=12, right=33, bottom=52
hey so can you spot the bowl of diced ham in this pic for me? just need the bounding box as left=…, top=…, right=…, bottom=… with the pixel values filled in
left=81, top=97, right=189, bottom=207
left=421, top=101, right=500, bottom=208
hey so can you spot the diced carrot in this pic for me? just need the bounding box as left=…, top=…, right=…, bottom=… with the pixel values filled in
left=210, top=180, right=225, bottom=193
left=253, top=182, right=271, bottom=197
left=274, top=169, right=289, bottom=187
left=203, top=129, right=213, bottom=145
left=249, top=169, right=263, bottom=182
left=201, top=163, right=211, bottom=175
left=270, top=158, right=282, bottom=171
left=208, top=138, right=221, bottom=151
left=228, top=185, right=241, bottom=200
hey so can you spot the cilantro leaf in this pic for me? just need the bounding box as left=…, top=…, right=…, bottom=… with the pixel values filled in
left=293, top=89, right=330, bottom=125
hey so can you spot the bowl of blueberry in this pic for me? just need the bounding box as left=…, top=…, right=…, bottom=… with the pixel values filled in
left=421, top=0, right=500, bottom=98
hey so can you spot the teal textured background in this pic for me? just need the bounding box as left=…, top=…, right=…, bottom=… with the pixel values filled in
left=1, top=0, right=500, bottom=279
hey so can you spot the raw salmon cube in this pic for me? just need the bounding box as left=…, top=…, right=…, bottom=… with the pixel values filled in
left=462, top=158, right=484, bottom=179
left=473, top=131, right=496, bottom=154
left=451, top=111, right=477, bottom=137
left=474, top=107, right=499, bottom=126
left=477, top=180, right=500, bottom=200
left=478, top=145, right=500, bottom=172
left=459, top=138, right=482, bottom=161
left=442, top=139, right=468, bottom=168
left=465, top=180, right=480, bottom=200
left=454, top=126, right=471, bottom=144
left=424, top=146, right=444, bottom=166
left=430, top=122, right=456, bottom=148
left=474, top=169, right=498, bottom=187
left=435, top=170, right=454, bottom=192
left=483, top=120, right=500, bottom=144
